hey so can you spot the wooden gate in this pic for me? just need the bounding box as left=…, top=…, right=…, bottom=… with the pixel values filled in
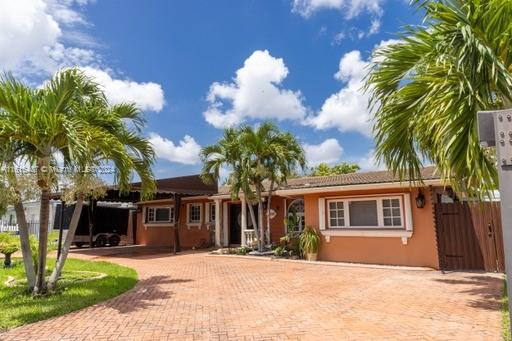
left=435, top=202, right=504, bottom=272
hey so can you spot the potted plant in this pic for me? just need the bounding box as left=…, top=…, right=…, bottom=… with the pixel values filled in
left=299, top=225, right=321, bottom=261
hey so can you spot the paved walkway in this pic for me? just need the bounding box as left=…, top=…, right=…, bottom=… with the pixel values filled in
left=1, top=247, right=504, bottom=340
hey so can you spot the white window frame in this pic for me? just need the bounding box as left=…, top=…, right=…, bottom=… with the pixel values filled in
left=187, top=203, right=202, bottom=227
left=326, top=196, right=405, bottom=229
left=145, top=206, right=175, bottom=225
left=205, top=202, right=216, bottom=223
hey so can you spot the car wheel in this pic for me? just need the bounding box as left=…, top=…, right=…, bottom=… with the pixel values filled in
left=95, top=235, right=107, bottom=247
left=109, top=235, right=120, bottom=247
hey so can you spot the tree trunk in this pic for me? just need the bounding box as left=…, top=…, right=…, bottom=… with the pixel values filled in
left=173, top=195, right=182, bottom=253
left=255, top=186, right=265, bottom=252
left=47, top=196, right=84, bottom=291
left=247, top=201, right=259, bottom=241
left=13, top=200, right=36, bottom=289
left=34, top=186, right=50, bottom=294
left=266, top=180, right=274, bottom=246
left=4, top=253, right=12, bottom=268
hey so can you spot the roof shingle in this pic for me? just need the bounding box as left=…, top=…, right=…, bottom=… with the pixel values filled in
left=215, top=166, right=439, bottom=195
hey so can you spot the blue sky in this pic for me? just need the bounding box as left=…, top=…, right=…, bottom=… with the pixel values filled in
left=1, top=0, right=422, bottom=179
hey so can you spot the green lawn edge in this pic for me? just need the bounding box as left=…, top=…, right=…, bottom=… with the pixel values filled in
left=0, top=258, right=137, bottom=331
left=504, top=281, right=510, bottom=341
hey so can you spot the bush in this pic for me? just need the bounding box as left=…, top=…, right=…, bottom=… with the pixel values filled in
left=273, top=246, right=286, bottom=257
left=29, top=231, right=60, bottom=269
left=235, top=246, right=252, bottom=255
left=0, top=233, right=19, bottom=267
left=279, top=233, right=300, bottom=256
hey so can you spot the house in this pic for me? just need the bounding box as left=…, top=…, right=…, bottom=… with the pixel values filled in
left=136, top=167, right=455, bottom=269
left=0, top=200, right=60, bottom=236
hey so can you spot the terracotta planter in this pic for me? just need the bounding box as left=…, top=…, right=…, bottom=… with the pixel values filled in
left=306, top=252, right=317, bottom=261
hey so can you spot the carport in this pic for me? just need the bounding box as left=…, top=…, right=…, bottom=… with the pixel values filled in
left=52, top=174, right=217, bottom=253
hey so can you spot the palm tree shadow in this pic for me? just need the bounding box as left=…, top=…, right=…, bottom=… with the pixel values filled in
left=434, top=274, right=504, bottom=311
left=102, top=275, right=193, bottom=314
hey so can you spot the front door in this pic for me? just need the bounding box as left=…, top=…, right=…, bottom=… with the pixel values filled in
left=229, top=204, right=241, bottom=245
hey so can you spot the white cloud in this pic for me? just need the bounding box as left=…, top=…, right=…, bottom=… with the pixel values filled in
left=292, top=0, right=383, bottom=19
left=303, top=138, right=343, bottom=166
left=306, top=50, right=372, bottom=136
left=81, top=67, right=165, bottom=112
left=368, top=19, right=381, bottom=36
left=203, top=50, right=307, bottom=128
left=306, top=39, right=400, bottom=137
left=357, top=149, right=385, bottom=170
left=148, top=133, right=201, bottom=165
left=0, top=1, right=166, bottom=112
left=0, top=0, right=100, bottom=76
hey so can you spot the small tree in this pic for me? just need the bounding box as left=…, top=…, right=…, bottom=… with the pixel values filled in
left=0, top=233, right=19, bottom=267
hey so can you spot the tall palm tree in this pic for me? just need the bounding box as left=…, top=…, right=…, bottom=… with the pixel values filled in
left=365, top=0, right=512, bottom=195
left=239, top=123, right=305, bottom=249
left=0, top=69, right=155, bottom=293
left=201, top=123, right=305, bottom=251
left=47, top=102, right=156, bottom=291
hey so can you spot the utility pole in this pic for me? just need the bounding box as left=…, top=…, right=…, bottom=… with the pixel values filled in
left=478, top=109, right=512, bottom=332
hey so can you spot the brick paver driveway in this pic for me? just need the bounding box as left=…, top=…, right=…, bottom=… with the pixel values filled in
left=1, top=247, right=504, bottom=340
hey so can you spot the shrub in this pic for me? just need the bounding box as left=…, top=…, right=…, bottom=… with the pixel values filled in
left=299, top=226, right=320, bottom=255
left=273, top=246, right=286, bottom=257
left=0, top=233, right=19, bottom=267
left=235, top=246, right=252, bottom=255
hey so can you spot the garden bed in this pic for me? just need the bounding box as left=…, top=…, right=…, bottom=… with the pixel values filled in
left=0, top=258, right=137, bottom=331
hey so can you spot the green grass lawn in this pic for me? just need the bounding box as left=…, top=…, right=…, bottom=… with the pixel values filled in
left=0, top=258, right=137, bottom=331
left=504, top=282, right=510, bottom=341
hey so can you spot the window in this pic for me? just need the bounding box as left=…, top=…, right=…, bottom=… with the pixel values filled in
left=382, top=199, right=402, bottom=226
left=287, top=199, right=305, bottom=232
left=145, top=206, right=174, bottom=224
left=328, top=201, right=345, bottom=228
left=327, top=197, right=404, bottom=229
left=349, top=201, right=378, bottom=226
left=188, top=203, right=202, bottom=224
left=208, top=203, right=216, bottom=223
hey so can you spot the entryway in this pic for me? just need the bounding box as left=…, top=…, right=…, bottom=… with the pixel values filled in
left=229, top=204, right=242, bottom=245
left=435, top=202, right=504, bottom=272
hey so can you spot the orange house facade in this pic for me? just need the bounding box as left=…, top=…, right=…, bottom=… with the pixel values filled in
left=136, top=167, right=447, bottom=269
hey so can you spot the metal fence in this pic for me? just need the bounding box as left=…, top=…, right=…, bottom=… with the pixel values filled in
left=0, top=221, right=40, bottom=238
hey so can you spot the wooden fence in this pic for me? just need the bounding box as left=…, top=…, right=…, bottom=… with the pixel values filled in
left=435, top=202, right=504, bottom=272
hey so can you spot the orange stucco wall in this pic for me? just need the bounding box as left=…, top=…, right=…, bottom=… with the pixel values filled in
left=136, top=198, right=214, bottom=249
left=136, top=186, right=440, bottom=268
left=303, top=187, right=439, bottom=269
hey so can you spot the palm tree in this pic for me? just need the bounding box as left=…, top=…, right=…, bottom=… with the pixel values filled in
left=47, top=102, right=156, bottom=291
left=0, top=69, right=155, bottom=293
left=0, top=144, right=37, bottom=289
left=201, top=123, right=305, bottom=251
left=365, top=0, right=512, bottom=195
left=239, top=123, right=305, bottom=249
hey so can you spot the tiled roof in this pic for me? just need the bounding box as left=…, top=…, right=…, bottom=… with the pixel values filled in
left=131, top=175, right=218, bottom=196
left=215, top=166, right=439, bottom=195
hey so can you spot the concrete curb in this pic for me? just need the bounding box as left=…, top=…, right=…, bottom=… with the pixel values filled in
left=207, top=253, right=436, bottom=272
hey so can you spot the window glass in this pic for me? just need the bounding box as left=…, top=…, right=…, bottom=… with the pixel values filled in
left=155, top=208, right=170, bottom=222
left=189, top=204, right=201, bottom=223
left=349, top=200, right=378, bottom=226
left=210, top=203, right=216, bottom=222
left=146, top=207, right=174, bottom=223
left=382, top=199, right=402, bottom=226
left=328, top=200, right=345, bottom=228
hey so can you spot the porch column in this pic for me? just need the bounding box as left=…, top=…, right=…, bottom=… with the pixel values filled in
left=214, top=199, right=222, bottom=247
left=222, top=202, right=229, bottom=246
left=241, top=198, right=247, bottom=246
